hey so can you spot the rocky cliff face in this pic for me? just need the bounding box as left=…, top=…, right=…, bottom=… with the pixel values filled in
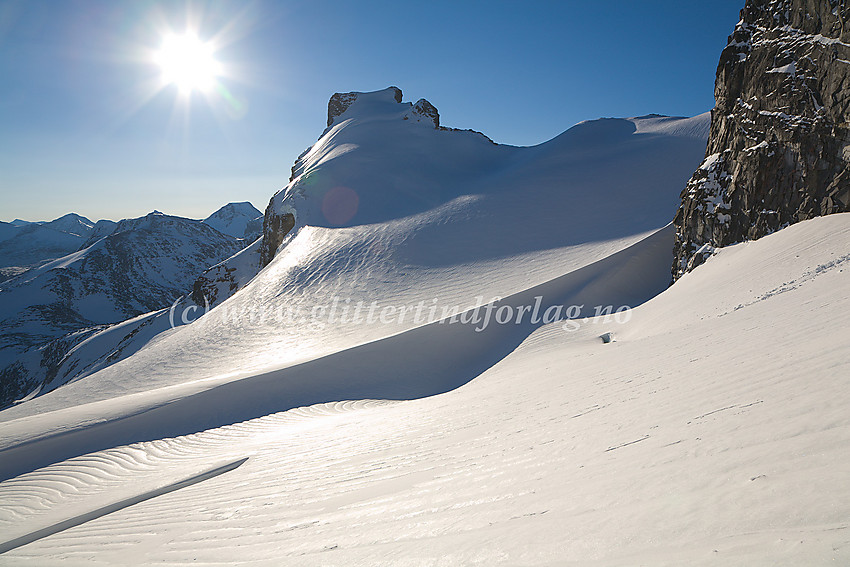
left=673, top=0, right=850, bottom=279
left=192, top=237, right=263, bottom=308
left=258, top=209, right=295, bottom=269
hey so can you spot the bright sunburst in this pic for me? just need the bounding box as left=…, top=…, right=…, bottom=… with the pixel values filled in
left=154, top=33, right=221, bottom=94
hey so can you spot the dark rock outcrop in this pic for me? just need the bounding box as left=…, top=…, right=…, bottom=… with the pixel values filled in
left=192, top=237, right=263, bottom=308
left=192, top=266, right=237, bottom=306
left=258, top=209, right=295, bottom=269
left=410, top=98, right=440, bottom=127
left=327, top=86, right=402, bottom=127
left=673, top=0, right=850, bottom=279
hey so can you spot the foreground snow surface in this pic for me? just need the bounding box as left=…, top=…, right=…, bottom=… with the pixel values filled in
left=0, top=214, right=848, bottom=565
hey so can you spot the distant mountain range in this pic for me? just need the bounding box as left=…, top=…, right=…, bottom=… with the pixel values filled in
left=0, top=204, right=260, bottom=407
left=0, top=214, right=112, bottom=279
left=0, top=203, right=261, bottom=275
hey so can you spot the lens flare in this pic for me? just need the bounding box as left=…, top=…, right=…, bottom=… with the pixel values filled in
left=154, top=33, right=221, bottom=94
left=322, top=186, right=359, bottom=225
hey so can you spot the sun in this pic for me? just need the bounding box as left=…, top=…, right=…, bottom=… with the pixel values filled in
left=154, top=33, right=221, bottom=94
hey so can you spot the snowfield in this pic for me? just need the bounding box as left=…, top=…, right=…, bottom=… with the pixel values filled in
left=0, top=89, right=847, bottom=564
left=0, top=214, right=847, bottom=565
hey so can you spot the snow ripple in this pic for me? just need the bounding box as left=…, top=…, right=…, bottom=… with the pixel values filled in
left=0, top=399, right=394, bottom=550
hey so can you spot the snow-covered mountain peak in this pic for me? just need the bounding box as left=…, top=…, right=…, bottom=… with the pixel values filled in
left=327, top=86, right=403, bottom=127
left=208, top=201, right=259, bottom=218
left=203, top=202, right=262, bottom=239
left=551, top=113, right=710, bottom=153
left=259, top=86, right=512, bottom=265
left=259, top=87, right=711, bottom=269
left=111, top=211, right=186, bottom=234
left=0, top=213, right=101, bottom=271
left=0, top=210, right=250, bottom=407
left=43, top=213, right=93, bottom=237
left=326, top=86, right=441, bottom=130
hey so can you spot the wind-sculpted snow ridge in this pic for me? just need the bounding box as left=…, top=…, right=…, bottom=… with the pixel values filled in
left=0, top=92, right=709, bottom=420
left=0, top=225, right=676, bottom=481
left=0, top=214, right=847, bottom=565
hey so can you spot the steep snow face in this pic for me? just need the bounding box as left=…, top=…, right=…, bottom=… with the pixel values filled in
left=202, top=202, right=262, bottom=239
left=0, top=212, right=245, bottom=408
left=0, top=88, right=710, bottom=423
left=0, top=214, right=846, bottom=566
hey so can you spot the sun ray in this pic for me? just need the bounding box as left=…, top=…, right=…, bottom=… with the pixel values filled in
left=154, top=32, right=221, bottom=95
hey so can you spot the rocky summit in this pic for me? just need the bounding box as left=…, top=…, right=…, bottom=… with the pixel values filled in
left=259, top=86, right=444, bottom=269
left=673, top=0, right=850, bottom=279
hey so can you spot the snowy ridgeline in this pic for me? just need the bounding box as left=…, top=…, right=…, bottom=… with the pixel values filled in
left=3, top=87, right=711, bottom=414
left=0, top=86, right=847, bottom=565
left=0, top=202, right=261, bottom=274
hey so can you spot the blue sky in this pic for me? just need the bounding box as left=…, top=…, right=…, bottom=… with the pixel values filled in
left=0, top=0, right=744, bottom=223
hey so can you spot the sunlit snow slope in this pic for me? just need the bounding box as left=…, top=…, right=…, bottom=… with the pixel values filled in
left=0, top=212, right=847, bottom=565
left=1, top=88, right=848, bottom=565
left=0, top=89, right=709, bottom=432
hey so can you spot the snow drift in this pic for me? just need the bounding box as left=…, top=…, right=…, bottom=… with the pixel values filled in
left=3, top=88, right=845, bottom=565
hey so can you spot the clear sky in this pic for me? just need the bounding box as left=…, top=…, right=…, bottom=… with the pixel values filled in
left=0, top=0, right=745, bottom=223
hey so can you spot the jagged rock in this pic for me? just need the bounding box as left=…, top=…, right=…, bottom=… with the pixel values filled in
left=259, top=209, right=295, bottom=269
left=327, top=92, right=358, bottom=127
left=407, top=98, right=440, bottom=127
left=673, top=0, right=850, bottom=280
left=327, top=86, right=402, bottom=127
